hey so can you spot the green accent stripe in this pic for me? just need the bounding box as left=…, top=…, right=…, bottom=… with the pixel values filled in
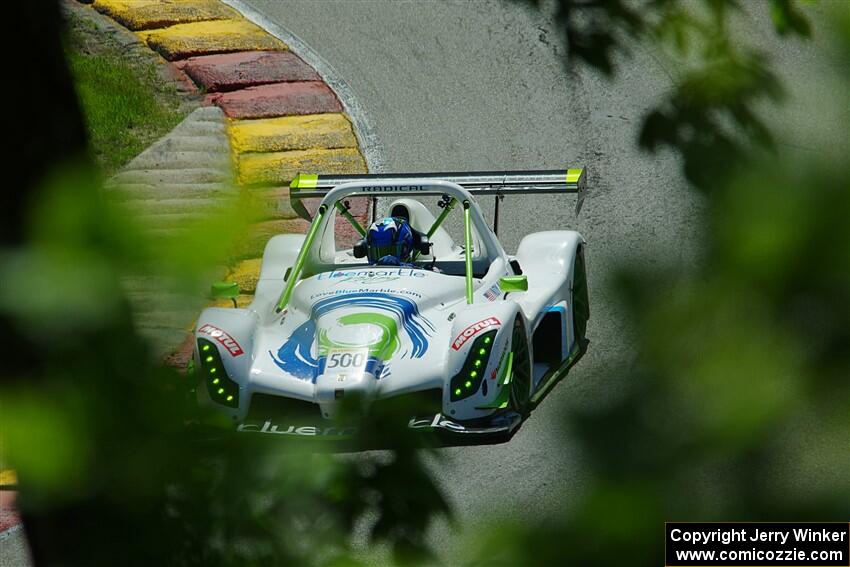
left=499, top=351, right=514, bottom=385
left=566, top=168, right=583, bottom=184
left=463, top=201, right=473, bottom=304
left=290, top=173, right=319, bottom=189
left=276, top=204, right=328, bottom=311
left=289, top=174, right=319, bottom=221
left=413, top=197, right=456, bottom=262
left=529, top=340, right=584, bottom=406
left=335, top=201, right=366, bottom=237
left=319, top=312, right=399, bottom=359
left=427, top=197, right=456, bottom=238
left=477, top=351, right=513, bottom=410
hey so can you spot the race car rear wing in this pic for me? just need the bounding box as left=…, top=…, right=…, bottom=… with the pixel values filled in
left=288, top=169, right=587, bottom=234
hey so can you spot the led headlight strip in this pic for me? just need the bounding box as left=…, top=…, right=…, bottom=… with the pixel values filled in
left=450, top=330, right=498, bottom=401
left=197, top=338, right=239, bottom=408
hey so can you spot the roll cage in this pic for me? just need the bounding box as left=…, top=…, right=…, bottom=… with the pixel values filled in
left=276, top=180, right=498, bottom=311
left=276, top=170, right=587, bottom=312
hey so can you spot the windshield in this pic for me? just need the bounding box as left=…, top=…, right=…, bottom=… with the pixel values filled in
left=312, top=195, right=490, bottom=276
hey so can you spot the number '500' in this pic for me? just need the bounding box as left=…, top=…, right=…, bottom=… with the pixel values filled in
left=327, top=352, right=365, bottom=368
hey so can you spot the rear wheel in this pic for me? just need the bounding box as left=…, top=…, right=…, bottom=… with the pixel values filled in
left=509, top=316, right=532, bottom=415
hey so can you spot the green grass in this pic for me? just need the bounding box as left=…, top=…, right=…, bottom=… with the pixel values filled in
left=65, top=15, right=186, bottom=177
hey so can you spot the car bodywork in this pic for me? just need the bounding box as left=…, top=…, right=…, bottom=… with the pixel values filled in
left=192, top=170, right=590, bottom=442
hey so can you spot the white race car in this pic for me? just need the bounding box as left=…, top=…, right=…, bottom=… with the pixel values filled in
left=192, top=170, right=589, bottom=442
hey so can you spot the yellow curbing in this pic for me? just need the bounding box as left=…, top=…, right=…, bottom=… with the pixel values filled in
left=228, top=114, right=359, bottom=154
left=236, top=148, right=367, bottom=187
left=140, top=19, right=288, bottom=60
left=92, top=0, right=239, bottom=31
left=211, top=295, right=254, bottom=309
left=233, top=219, right=309, bottom=260
left=247, top=186, right=300, bottom=220
left=0, top=469, right=17, bottom=488
left=224, top=258, right=263, bottom=294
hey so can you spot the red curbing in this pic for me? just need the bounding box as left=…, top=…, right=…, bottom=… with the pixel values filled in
left=209, top=81, right=343, bottom=119
left=0, top=489, right=20, bottom=533
left=176, top=51, right=320, bottom=92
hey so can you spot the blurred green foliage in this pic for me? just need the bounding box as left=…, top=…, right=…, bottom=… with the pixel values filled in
left=0, top=165, right=451, bottom=565
left=468, top=0, right=850, bottom=564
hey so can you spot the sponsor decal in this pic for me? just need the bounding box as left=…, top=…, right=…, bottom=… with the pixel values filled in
left=316, top=268, right=427, bottom=282
left=198, top=324, right=244, bottom=356
left=237, top=414, right=471, bottom=436
left=310, top=288, right=423, bottom=300
left=451, top=317, right=501, bottom=351
left=359, top=185, right=424, bottom=192
left=238, top=421, right=358, bottom=437
left=483, top=284, right=501, bottom=302
left=407, top=414, right=468, bottom=432
left=270, top=292, right=434, bottom=382
left=335, top=275, right=400, bottom=285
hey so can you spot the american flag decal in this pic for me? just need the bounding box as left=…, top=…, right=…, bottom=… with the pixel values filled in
left=484, top=285, right=500, bottom=302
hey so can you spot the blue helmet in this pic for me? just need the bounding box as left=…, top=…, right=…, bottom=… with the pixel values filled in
left=366, top=217, right=414, bottom=265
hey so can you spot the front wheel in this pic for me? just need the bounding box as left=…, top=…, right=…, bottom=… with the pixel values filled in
left=509, top=316, right=532, bottom=415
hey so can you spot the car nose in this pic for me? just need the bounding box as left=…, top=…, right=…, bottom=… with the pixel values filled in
left=315, top=358, right=380, bottom=419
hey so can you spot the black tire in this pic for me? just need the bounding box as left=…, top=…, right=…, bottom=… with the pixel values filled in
left=509, top=315, right=532, bottom=415
left=572, top=245, right=590, bottom=350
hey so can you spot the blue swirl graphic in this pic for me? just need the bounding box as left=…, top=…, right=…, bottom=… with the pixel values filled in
left=269, top=319, right=318, bottom=381
left=269, top=293, right=434, bottom=382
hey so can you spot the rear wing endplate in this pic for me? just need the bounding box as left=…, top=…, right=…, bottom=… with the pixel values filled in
left=288, top=169, right=587, bottom=231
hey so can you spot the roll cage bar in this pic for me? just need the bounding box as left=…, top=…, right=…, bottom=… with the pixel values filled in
left=276, top=170, right=587, bottom=312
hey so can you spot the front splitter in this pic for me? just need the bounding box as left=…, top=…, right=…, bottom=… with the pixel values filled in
left=235, top=411, right=523, bottom=443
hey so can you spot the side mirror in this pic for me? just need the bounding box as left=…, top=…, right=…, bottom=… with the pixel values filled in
left=499, top=275, right=528, bottom=293
left=415, top=234, right=431, bottom=255
left=353, top=239, right=368, bottom=258
left=211, top=281, right=239, bottom=307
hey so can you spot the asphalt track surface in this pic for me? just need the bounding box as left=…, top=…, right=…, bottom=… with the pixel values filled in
left=239, top=0, right=844, bottom=560
left=0, top=4, right=839, bottom=566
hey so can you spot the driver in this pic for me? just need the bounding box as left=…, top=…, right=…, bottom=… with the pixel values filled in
left=366, top=216, right=415, bottom=266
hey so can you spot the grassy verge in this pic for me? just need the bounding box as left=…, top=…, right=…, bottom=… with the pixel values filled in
left=64, top=10, right=188, bottom=177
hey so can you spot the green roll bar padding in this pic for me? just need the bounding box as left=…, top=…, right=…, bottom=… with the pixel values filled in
left=463, top=200, right=473, bottom=305
left=276, top=204, right=328, bottom=312
left=335, top=201, right=366, bottom=237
